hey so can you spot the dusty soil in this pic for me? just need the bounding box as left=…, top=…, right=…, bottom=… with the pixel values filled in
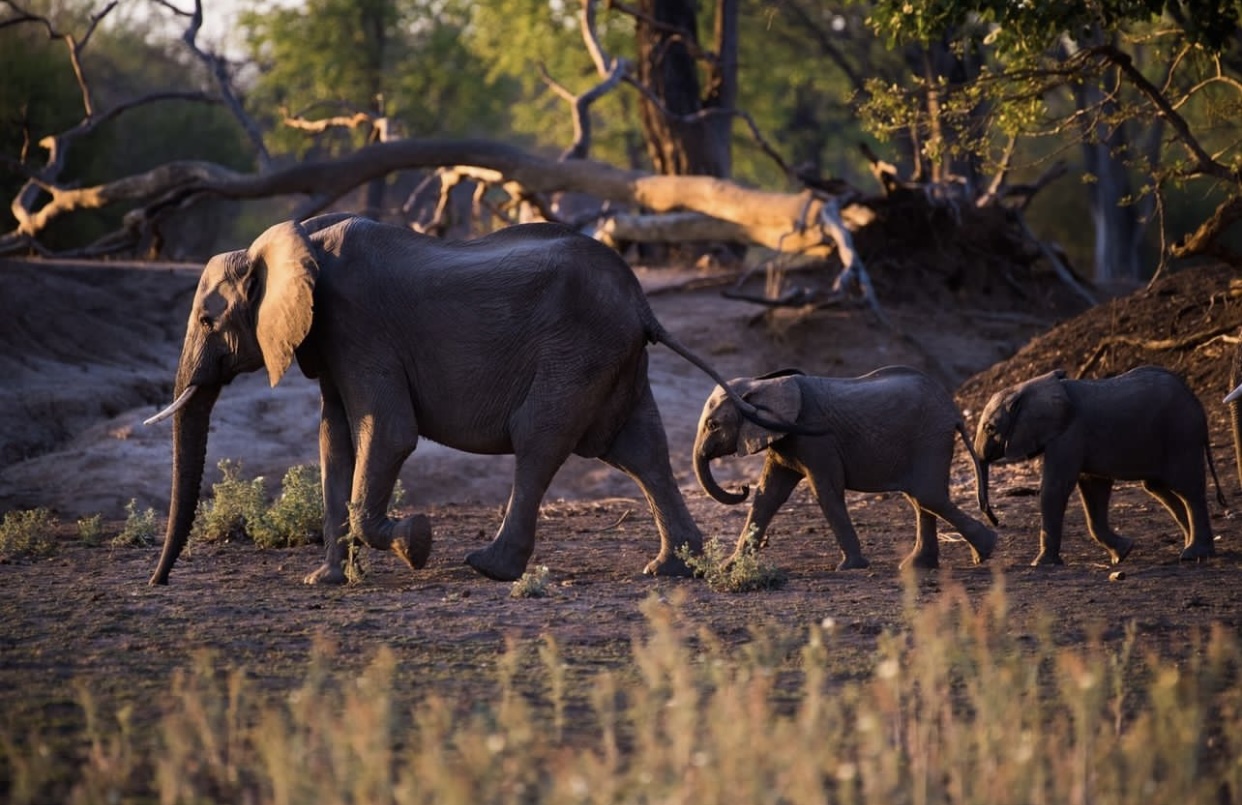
left=3, top=251, right=1242, bottom=784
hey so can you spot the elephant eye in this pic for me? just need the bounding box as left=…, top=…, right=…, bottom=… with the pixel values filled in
left=706, top=419, right=720, bottom=432
left=199, top=314, right=214, bottom=331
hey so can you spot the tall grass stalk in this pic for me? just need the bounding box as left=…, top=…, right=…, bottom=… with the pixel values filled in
left=4, top=576, right=1240, bottom=804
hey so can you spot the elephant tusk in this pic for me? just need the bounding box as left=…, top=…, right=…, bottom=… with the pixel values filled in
left=144, top=386, right=197, bottom=426
left=1225, top=382, right=1242, bottom=404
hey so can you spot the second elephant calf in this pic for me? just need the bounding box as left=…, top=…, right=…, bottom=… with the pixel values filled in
left=974, top=366, right=1225, bottom=565
left=693, top=366, right=998, bottom=571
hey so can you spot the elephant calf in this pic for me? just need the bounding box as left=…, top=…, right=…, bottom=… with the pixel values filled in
left=694, top=366, right=998, bottom=571
left=975, top=366, right=1225, bottom=566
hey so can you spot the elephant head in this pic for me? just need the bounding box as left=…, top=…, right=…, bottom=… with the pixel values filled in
left=974, top=369, right=1072, bottom=469
left=694, top=373, right=803, bottom=505
left=144, top=219, right=320, bottom=585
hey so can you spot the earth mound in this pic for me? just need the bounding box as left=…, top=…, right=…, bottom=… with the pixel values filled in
left=955, top=264, right=1242, bottom=456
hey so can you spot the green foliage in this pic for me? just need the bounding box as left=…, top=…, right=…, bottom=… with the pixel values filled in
left=0, top=1, right=253, bottom=252
left=677, top=529, right=789, bottom=593
left=252, top=464, right=324, bottom=549
left=509, top=565, right=553, bottom=599
left=193, top=459, right=268, bottom=544
left=241, top=0, right=509, bottom=157
left=75, top=514, right=104, bottom=546
left=194, top=460, right=324, bottom=549
left=113, top=500, right=158, bottom=547
left=0, top=508, right=59, bottom=560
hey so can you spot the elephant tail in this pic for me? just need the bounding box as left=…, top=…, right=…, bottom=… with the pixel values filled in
left=1205, top=440, right=1227, bottom=509
left=958, top=422, right=999, bottom=526
left=646, top=320, right=827, bottom=437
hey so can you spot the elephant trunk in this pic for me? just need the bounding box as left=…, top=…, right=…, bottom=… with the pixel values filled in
left=149, top=380, right=222, bottom=585
left=977, top=460, right=998, bottom=526
left=693, top=448, right=749, bottom=506
left=960, top=423, right=998, bottom=526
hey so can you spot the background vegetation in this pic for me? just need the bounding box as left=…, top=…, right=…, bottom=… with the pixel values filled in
left=6, top=0, right=1242, bottom=278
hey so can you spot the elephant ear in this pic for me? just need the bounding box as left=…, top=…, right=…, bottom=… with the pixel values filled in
left=248, top=220, right=319, bottom=387
left=737, top=377, right=802, bottom=456
left=1005, top=369, right=1071, bottom=460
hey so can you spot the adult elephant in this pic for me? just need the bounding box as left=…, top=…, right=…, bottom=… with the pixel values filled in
left=146, top=214, right=778, bottom=586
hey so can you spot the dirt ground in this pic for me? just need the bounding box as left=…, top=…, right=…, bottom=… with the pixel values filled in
left=3, top=251, right=1242, bottom=779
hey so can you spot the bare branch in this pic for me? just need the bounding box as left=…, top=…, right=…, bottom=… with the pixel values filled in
left=2, top=0, right=117, bottom=117
left=282, top=110, right=375, bottom=134
left=160, top=0, right=271, bottom=169
left=1094, top=44, right=1236, bottom=184
left=622, top=75, right=790, bottom=177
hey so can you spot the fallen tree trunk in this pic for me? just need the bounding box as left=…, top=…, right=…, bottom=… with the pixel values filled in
left=3, top=138, right=855, bottom=257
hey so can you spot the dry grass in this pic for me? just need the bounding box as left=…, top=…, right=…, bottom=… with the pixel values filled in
left=3, top=574, right=1240, bottom=804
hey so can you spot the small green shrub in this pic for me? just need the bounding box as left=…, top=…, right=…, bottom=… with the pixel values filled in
left=390, top=478, right=407, bottom=512
left=114, top=499, right=159, bottom=547
left=193, top=461, right=323, bottom=549
left=76, top=514, right=104, bottom=546
left=678, top=528, right=788, bottom=593
left=252, top=464, right=323, bottom=548
left=192, top=459, right=267, bottom=544
left=0, top=508, right=59, bottom=560
left=510, top=565, right=553, bottom=599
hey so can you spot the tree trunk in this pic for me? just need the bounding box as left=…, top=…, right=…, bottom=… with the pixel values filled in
left=1069, top=34, right=1141, bottom=283
left=634, top=0, right=731, bottom=178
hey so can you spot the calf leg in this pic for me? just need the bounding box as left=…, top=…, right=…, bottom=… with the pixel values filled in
left=804, top=470, right=868, bottom=570
left=728, top=458, right=802, bottom=565
left=903, top=499, right=940, bottom=569
left=1077, top=476, right=1133, bottom=564
left=915, top=495, right=998, bottom=566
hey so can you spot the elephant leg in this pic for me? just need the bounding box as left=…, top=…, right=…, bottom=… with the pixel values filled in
left=1150, top=479, right=1216, bottom=561
left=304, top=388, right=354, bottom=585
left=1077, top=477, right=1133, bottom=565
left=804, top=471, right=868, bottom=570
left=727, top=459, right=802, bottom=566
left=1034, top=469, right=1076, bottom=566
left=342, top=394, right=431, bottom=576
left=466, top=429, right=575, bottom=582
left=598, top=387, right=703, bottom=577
left=1141, top=481, right=1191, bottom=539
left=902, top=498, right=940, bottom=570
left=916, top=494, right=998, bottom=566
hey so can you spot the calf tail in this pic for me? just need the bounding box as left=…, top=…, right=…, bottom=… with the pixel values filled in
left=1206, top=441, right=1227, bottom=508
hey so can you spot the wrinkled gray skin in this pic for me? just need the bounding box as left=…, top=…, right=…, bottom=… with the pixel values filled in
left=975, top=366, right=1225, bottom=566
left=694, top=366, right=998, bottom=571
left=148, top=214, right=775, bottom=586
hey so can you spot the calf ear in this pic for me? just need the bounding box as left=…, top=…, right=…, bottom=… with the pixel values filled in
left=738, top=377, right=802, bottom=456
left=1005, top=371, right=1072, bottom=460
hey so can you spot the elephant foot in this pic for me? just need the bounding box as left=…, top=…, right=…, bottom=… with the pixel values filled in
left=1180, top=541, right=1216, bottom=562
left=304, top=562, right=347, bottom=585
left=836, top=555, right=871, bottom=571
left=644, top=550, right=696, bottom=578
left=969, top=528, right=998, bottom=564
left=1108, top=536, right=1135, bottom=565
left=1030, top=551, right=1064, bottom=567
left=465, top=541, right=531, bottom=582
left=900, top=553, right=938, bottom=571
left=391, top=514, right=433, bottom=571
